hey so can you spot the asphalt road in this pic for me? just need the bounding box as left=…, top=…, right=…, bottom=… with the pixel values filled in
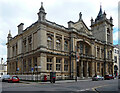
left=1, top=78, right=120, bottom=93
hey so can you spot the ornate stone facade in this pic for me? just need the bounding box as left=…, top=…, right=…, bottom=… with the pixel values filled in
left=6, top=3, right=114, bottom=80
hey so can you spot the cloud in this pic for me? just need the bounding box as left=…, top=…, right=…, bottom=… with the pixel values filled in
left=0, top=0, right=119, bottom=62
left=113, top=31, right=118, bottom=41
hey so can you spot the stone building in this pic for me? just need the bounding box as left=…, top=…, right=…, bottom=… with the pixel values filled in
left=113, top=46, right=119, bottom=76
left=6, top=3, right=114, bottom=80
left=114, top=44, right=120, bottom=75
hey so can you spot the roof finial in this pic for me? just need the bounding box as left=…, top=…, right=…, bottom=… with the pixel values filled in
left=100, top=2, right=102, bottom=7
left=79, top=12, right=82, bottom=20
left=9, top=30, right=11, bottom=34
left=41, top=2, right=43, bottom=7
left=39, top=2, right=45, bottom=12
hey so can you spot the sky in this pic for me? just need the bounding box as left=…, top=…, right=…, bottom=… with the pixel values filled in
left=0, top=0, right=119, bottom=62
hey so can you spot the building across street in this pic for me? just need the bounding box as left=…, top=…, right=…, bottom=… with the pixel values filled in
left=6, top=3, right=114, bottom=81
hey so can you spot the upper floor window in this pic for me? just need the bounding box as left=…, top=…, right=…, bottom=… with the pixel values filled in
left=28, top=35, right=32, bottom=51
left=47, top=36, right=53, bottom=49
left=114, top=56, right=117, bottom=63
left=64, top=41, right=68, bottom=51
left=85, top=45, right=88, bottom=55
left=107, top=51, right=109, bottom=59
left=101, top=49, right=104, bottom=59
left=12, top=46, right=15, bottom=57
left=97, top=47, right=100, bottom=58
left=23, top=38, right=27, bottom=53
left=80, top=43, right=83, bottom=54
left=15, top=43, right=18, bottom=56
left=56, top=39, right=61, bottom=50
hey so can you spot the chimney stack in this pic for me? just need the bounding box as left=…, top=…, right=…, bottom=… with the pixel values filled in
left=17, top=23, right=24, bottom=35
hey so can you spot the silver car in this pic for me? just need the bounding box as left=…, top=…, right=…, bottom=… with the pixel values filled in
left=1, top=75, right=10, bottom=82
left=92, top=75, right=104, bottom=81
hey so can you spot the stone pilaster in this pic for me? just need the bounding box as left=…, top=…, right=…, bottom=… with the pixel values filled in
left=26, top=59, right=28, bottom=73
left=100, top=63, right=101, bottom=75
left=62, top=35, right=64, bottom=51
left=86, top=61, right=89, bottom=77
left=61, top=58, right=64, bottom=79
left=40, top=53, right=46, bottom=72
left=54, top=33, right=56, bottom=50
left=53, top=57, right=56, bottom=72
left=80, top=60, right=83, bottom=78
left=100, top=47, right=101, bottom=58
left=91, top=62, right=95, bottom=77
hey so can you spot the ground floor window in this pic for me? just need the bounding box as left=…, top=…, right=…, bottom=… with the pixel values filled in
left=28, top=58, right=32, bottom=71
left=47, top=64, right=52, bottom=70
left=56, top=58, right=61, bottom=71
left=23, top=59, right=26, bottom=72
left=64, top=59, right=68, bottom=71
left=47, top=57, right=53, bottom=70
left=56, top=64, right=61, bottom=71
left=97, top=63, right=100, bottom=72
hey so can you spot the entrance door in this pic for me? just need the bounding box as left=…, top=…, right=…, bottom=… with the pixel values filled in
left=77, top=62, right=79, bottom=77
left=101, top=68, right=103, bottom=76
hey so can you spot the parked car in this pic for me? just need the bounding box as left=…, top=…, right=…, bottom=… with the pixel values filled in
left=92, top=75, right=104, bottom=81
left=104, top=75, right=114, bottom=80
left=1, top=75, right=10, bottom=82
left=8, top=76, right=19, bottom=83
left=118, top=75, right=120, bottom=79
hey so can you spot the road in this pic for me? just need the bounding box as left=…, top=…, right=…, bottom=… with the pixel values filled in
left=1, top=78, right=120, bottom=93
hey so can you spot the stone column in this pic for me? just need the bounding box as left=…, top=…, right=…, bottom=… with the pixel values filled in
left=73, top=58, right=76, bottom=79
left=61, top=58, right=64, bottom=79
left=112, top=62, right=114, bottom=76
left=91, top=62, right=95, bottom=77
left=86, top=61, right=89, bottom=77
left=38, top=25, right=47, bottom=51
left=53, top=33, right=56, bottom=50
left=53, top=57, right=56, bottom=72
left=80, top=60, right=83, bottom=78
left=96, top=46, right=97, bottom=57
left=40, top=53, right=46, bottom=72
left=26, top=59, right=28, bottom=74
left=32, top=57, right=34, bottom=70
left=37, top=56, right=40, bottom=72
left=100, top=47, right=101, bottom=58
left=62, top=35, right=64, bottom=51
left=100, top=63, right=101, bottom=75
left=95, top=62, right=97, bottom=75
left=83, top=45, right=85, bottom=54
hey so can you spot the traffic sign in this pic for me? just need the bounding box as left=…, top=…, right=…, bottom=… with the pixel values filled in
left=31, top=67, right=34, bottom=72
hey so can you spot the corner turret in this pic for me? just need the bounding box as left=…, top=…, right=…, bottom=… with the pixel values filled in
left=37, top=2, right=47, bottom=22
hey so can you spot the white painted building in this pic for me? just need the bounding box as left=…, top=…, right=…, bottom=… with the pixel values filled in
left=0, top=58, right=7, bottom=77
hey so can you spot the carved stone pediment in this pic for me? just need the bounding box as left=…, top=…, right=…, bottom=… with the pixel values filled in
left=73, top=21, right=91, bottom=35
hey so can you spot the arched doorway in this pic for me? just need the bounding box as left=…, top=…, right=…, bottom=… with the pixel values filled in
left=114, top=65, right=118, bottom=77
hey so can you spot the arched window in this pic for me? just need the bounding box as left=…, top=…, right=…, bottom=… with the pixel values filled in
left=64, top=41, right=68, bottom=51
left=56, top=39, right=61, bottom=50
left=80, top=43, right=83, bottom=54
left=47, top=36, right=52, bottom=49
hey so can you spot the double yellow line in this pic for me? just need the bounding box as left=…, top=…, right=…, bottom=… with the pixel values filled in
left=92, top=84, right=110, bottom=93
